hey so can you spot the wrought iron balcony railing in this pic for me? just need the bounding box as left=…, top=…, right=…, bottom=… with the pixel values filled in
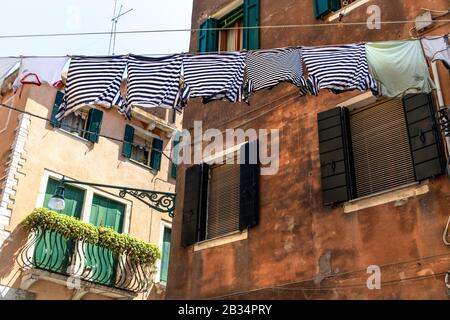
left=18, top=227, right=154, bottom=293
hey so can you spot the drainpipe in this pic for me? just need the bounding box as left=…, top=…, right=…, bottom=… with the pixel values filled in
left=431, top=61, right=450, bottom=152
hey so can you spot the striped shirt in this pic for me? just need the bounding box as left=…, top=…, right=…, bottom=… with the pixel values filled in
left=56, top=56, right=127, bottom=120
left=303, top=44, right=378, bottom=96
left=245, top=48, right=309, bottom=99
left=179, top=52, right=246, bottom=109
left=123, top=54, right=183, bottom=117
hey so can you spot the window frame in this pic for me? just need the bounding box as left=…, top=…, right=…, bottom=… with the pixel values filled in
left=218, top=6, right=244, bottom=52
left=58, top=106, right=90, bottom=140
left=156, top=221, right=172, bottom=286
left=125, top=125, right=164, bottom=172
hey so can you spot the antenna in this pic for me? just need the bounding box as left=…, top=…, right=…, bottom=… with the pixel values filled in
left=108, top=0, right=133, bottom=55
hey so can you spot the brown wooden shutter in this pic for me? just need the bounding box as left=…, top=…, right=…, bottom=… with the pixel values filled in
left=239, top=141, right=260, bottom=230
left=403, top=93, right=446, bottom=181
left=181, top=164, right=209, bottom=247
left=317, top=107, right=356, bottom=205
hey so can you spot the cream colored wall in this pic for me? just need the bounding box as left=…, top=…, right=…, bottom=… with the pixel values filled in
left=0, top=83, right=181, bottom=299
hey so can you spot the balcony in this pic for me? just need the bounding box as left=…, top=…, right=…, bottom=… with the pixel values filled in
left=17, top=209, right=160, bottom=299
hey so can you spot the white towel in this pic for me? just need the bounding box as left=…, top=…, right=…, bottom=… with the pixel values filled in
left=421, top=36, right=450, bottom=67
left=13, top=57, right=69, bottom=90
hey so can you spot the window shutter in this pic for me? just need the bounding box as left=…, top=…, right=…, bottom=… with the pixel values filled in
left=84, top=108, right=103, bottom=143
left=239, top=141, right=260, bottom=230
left=50, top=91, right=64, bottom=128
left=181, top=164, right=209, bottom=247
left=171, top=135, right=181, bottom=178
left=150, top=138, right=163, bottom=171
left=317, top=107, right=356, bottom=205
left=122, top=124, right=134, bottom=158
left=314, top=0, right=341, bottom=19
left=243, top=0, right=260, bottom=50
left=403, top=93, right=446, bottom=181
left=198, top=18, right=219, bottom=53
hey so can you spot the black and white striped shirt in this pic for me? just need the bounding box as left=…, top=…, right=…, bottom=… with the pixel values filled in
left=245, top=48, right=309, bottom=99
left=179, top=52, right=246, bottom=109
left=56, top=56, right=127, bottom=120
left=303, top=44, right=378, bottom=96
left=123, top=54, right=183, bottom=117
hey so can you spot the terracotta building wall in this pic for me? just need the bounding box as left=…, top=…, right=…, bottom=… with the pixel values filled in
left=166, top=0, right=450, bottom=299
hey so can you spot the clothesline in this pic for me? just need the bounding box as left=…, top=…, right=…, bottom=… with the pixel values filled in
left=0, top=19, right=449, bottom=41
left=0, top=34, right=447, bottom=59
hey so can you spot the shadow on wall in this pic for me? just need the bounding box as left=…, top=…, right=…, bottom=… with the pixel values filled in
left=0, top=226, right=30, bottom=293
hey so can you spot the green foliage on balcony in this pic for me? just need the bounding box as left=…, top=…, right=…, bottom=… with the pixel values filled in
left=22, top=208, right=161, bottom=266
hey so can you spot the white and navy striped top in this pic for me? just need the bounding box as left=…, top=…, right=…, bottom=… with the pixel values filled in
left=179, top=52, right=246, bottom=109
left=123, top=54, right=183, bottom=117
left=56, top=56, right=127, bottom=120
left=245, top=48, right=309, bottom=99
left=302, top=44, right=378, bottom=96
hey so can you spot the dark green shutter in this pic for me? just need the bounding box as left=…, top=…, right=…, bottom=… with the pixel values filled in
left=122, top=124, right=134, bottom=158
left=181, top=164, right=209, bottom=247
left=243, top=0, right=260, bottom=50
left=50, top=91, right=64, bottom=128
left=317, top=107, right=356, bottom=205
left=150, top=138, right=163, bottom=171
left=198, top=18, right=219, bottom=53
left=84, top=108, right=103, bottom=143
left=403, top=93, right=446, bottom=181
left=171, top=135, right=181, bottom=178
left=314, top=0, right=341, bottom=19
left=239, top=141, right=260, bottom=230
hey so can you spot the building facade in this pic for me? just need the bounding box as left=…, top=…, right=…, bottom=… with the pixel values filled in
left=0, top=72, right=182, bottom=300
left=166, top=0, right=450, bottom=299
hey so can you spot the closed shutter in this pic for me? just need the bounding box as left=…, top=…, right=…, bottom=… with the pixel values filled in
left=243, top=0, right=260, bottom=50
left=160, top=227, right=171, bottom=284
left=207, top=164, right=241, bottom=239
left=239, top=141, right=259, bottom=230
left=122, top=124, right=134, bottom=158
left=181, top=164, right=209, bottom=246
left=403, top=93, right=446, bottom=181
left=50, top=91, right=64, bottom=128
left=150, top=138, right=163, bottom=171
left=314, top=0, right=341, bottom=19
left=350, top=99, right=416, bottom=198
left=198, top=18, right=219, bottom=53
left=317, top=107, right=356, bottom=205
left=84, top=108, right=103, bottom=143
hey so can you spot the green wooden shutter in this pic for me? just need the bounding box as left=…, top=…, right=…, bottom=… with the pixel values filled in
left=239, top=141, right=260, bottom=230
left=122, top=124, right=135, bottom=158
left=243, top=0, right=260, bottom=50
left=171, top=135, right=181, bottom=178
left=84, top=108, right=103, bottom=143
left=150, top=138, right=163, bottom=171
left=34, top=179, right=85, bottom=273
left=181, top=164, right=209, bottom=246
left=160, top=227, right=171, bottom=284
left=314, top=0, right=341, bottom=19
left=403, top=93, right=446, bottom=181
left=317, top=107, right=356, bottom=205
left=198, top=18, right=219, bottom=53
left=50, top=91, right=64, bottom=128
left=87, top=195, right=125, bottom=286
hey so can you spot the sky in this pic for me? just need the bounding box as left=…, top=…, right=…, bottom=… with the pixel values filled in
left=0, top=0, right=193, bottom=57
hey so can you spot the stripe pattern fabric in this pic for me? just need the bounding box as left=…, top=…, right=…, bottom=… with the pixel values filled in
left=122, top=54, right=183, bottom=117
left=178, top=52, right=246, bottom=109
left=303, top=44, right=379, bottom=96
left=56, top=56, right=127, bottom=120
left=245, top=47, right=309, bottom=99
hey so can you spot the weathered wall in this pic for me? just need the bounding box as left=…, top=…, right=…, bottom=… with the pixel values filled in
left=167, top=0, right=450, bottom=299
left=0, top=84, right=178, bottom=300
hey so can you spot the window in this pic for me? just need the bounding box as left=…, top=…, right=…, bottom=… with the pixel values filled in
left=122, top=124, right=164, bottom=171
left=317, top=93, right=446, bottom=206
left=198, top=0, right=260, bottom=53
left=160, top=226, right=171, bottom=285
left=50, top=91, right=104, bottom=143
left=314, top=0, right=368, bottom=20
left=181, top=142, right=259, bottom=247
left=218, top=7, right=244, bottom=52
